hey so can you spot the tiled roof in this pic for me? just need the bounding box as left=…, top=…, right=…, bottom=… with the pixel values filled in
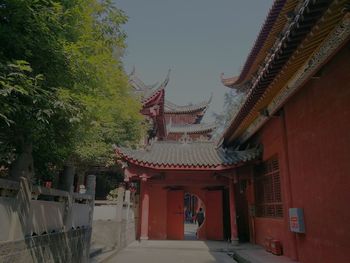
left=221, top=0, right=288, bottom=87
left=167, top=123, right=217, bottom=134
left=223, top=0, right=335, bottom=145
left=116, top=141, right=260, bottom=169
left=129, top=68, right=170, bottom=104
left=164, top=95, right=212, bottom=114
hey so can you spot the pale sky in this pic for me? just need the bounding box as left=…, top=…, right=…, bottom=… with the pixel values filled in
left=115, top=0, right=274, bottom=120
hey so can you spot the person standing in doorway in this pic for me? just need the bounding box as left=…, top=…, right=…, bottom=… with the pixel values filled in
left=196, top=207, right=205, bottom=227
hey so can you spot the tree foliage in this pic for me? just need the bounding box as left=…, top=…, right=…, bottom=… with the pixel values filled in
left=0, top=0, right=144, bottom=180
left=212, top=89, right=245, bottom=138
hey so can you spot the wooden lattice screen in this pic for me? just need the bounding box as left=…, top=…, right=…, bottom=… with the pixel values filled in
left=254, top=156, right=283, bottom=218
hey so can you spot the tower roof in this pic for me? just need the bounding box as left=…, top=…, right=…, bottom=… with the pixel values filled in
left=167, top=122, right=217, bottom=134
left=129, top=68, right=170, bottom=105
left=164, top=94, right=212, bottom=114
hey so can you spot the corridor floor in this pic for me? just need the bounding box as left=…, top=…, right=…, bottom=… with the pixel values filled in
left=106, top=240, right=236, bottom=263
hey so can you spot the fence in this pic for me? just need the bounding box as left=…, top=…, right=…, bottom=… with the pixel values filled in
left=91, top=187, right=139, bottom=253
left=0, top=176, right=95, bottom=263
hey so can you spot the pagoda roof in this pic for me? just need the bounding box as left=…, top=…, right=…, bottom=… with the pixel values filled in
left=129, top=68, right=170, bottom=105
left=164, top=94, right=212, bottom=114
left=221, top=0, right=298, bottom=88
left=222, top=0, right=348, bottom=145
left=167, top=122, right=217, bottom=134
left=116, top=141, right=260, bottom=170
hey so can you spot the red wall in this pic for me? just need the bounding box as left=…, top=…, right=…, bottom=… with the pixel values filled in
left=145, top=171, right=228, bottom=240
left=247, top=45, right=350, bottom=262
left=148, top=184, right=167, bottom=239
left=245, top=116, right=295, bottom=257
left=283, top=45, right=350, bottom=263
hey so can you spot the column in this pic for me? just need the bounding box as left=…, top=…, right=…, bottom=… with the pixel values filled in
left=140, top=176, right=149, bottom=240
left=229, top=177, right=239, bottom=245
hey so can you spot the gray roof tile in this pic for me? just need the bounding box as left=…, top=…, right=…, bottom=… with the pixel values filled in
left=167, top=123, right=217, bottom=134
left=117, top=141, right=260, bottom=169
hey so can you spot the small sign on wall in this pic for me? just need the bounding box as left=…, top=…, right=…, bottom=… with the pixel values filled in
left=289, top=208, right=305, bottom=233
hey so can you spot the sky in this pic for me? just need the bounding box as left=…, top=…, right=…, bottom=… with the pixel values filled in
left=115, top=0, right=274, bottom=120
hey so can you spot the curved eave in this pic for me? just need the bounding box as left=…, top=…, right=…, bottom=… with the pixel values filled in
left=165, top=106, right=208, bottom=114
left=165, top=95, right=212, bottom=114
left=118, top=154, right=250, bottom=171
left=234, top=0, right=288, bottom=85
left=167, top=127, right=216, bottom=135
left=168, top=129, right=214, bottom=135
left=223, top=0, right=299, bottom=87
left=223, top=0, right=346, bottom=146
left=142, top=88, right=164, bottom=108
left=220, top=75, right=239, bottom=88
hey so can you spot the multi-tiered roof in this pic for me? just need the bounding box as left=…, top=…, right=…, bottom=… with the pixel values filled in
left=129, top=68, right=216, bottom=141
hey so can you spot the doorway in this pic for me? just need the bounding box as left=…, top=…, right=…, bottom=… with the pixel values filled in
left=234, top=180, right=250, bottom=242
left=183, top=193, right=205, bottom=240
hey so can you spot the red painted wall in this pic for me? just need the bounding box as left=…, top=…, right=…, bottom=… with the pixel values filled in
left=283, top=45, right=350, bottom=263
left=206, top=191, right=224, bottom=240
left=167, top=190, right=184, bottom=240
left=246, top=45, right=350, bottom=262
left=148, top=184, right=167, bottom=239
left=144, top=171, right=228, bottom=240
left=245, top=116, right=294, bottom=256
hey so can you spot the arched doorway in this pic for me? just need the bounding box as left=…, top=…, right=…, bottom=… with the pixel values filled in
left=184, top=193, right=205, bottom=240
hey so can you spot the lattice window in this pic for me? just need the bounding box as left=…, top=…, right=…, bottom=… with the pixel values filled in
left=255, top=156, right=283, bottom=218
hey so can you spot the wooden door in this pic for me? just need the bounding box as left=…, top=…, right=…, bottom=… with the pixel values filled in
left=167, top=190, right=184, bottom=240
left=206, top=190, right=224, bottom=240
left=235, top=181, right=250, bottom=242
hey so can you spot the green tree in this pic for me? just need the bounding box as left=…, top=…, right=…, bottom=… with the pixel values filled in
left=0, top=0, right=144, bottom=182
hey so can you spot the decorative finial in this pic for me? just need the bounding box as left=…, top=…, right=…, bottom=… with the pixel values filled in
left=179, top=133, right=192, bottom=144
left=130, top=65, right=136, bottom=76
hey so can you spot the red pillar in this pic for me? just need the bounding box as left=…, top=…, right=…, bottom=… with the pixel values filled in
left=229, top=177, right=239, bottom=244
left=140, top=176, right=149, bottom=240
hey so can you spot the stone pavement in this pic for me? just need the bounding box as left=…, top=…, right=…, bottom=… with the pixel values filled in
left=184, top=222, right=198, bottom=240
left=104, top=240, right=236, bottom=263
left=92, top=240, right=300, bottom=263
left=231, top=243, right=299, bottom=263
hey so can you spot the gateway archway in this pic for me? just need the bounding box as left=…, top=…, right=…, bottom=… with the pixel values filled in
left=184, top=193, right=205, bottom=240
left=165, top=186, right=224, bottom=241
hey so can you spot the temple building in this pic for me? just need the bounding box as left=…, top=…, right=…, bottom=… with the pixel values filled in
left=129, top=68, right=216, bottom=141
left=118, top=0, right=350, bottom=262
left=221, top=0, right=350, bottom=262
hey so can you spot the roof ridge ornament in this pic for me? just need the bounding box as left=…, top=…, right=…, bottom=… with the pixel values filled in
left=130, top=65, right=136, bottom=76
left=159, top=68, right=171, bottom=89
left=196, top=135, right=208, bottom=142
left=179, top=133, right=192, bottom=144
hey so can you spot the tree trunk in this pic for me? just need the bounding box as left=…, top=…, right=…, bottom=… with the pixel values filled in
left=58, top=164, right=76, bottom=192
left=9, top=142, right=34, bottom=181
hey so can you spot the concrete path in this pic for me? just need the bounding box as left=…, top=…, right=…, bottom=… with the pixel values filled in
left=184, top=222, right=198, bottom=240
left=105, top=240, right=236, bottom=263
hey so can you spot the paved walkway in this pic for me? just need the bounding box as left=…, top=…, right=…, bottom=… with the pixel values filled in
left=184, top=222, right=198, bottom=240
left=105, top=240, right=236, bottom=263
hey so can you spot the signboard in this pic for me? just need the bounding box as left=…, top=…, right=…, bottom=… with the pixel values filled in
left=289, top=208, right=305, bottom=233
